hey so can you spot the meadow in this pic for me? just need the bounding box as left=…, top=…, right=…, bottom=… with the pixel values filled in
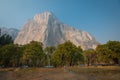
left=0, top=66, right=120, bottom=80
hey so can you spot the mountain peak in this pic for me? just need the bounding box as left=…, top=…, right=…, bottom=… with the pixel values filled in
left=42, top=11, right=53, bottom=15
left=33, top=11, right=57, bottom=24
left=14, top=12, right=99, bottom=50
left=37, top=11, right=54, bottom=17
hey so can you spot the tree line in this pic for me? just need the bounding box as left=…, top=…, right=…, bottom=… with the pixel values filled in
left=0, top=34, right=120, bottom=67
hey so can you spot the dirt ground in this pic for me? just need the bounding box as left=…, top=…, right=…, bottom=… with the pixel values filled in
left=0, top=68, right=91, bottom=80
left=0, top=66, right=120, bottom=80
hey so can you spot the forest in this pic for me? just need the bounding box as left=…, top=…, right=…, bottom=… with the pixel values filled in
left=0, top=34, right=120, bottom=67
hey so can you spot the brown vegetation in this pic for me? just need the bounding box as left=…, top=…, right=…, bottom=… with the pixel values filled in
left=0, top=66, right=120, bottom=80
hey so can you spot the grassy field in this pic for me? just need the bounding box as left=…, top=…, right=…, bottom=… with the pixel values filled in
left=67, top=66, right=120, bottom=80
left=0, top=66, right=120, bottom=80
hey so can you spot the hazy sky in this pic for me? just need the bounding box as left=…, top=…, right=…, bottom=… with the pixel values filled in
left=0, top=0, right=120, bottom=43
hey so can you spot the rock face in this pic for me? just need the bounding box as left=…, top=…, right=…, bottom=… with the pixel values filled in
left=0, top=27, right=19, bottom=40
left=14, top=11, right=99, bottom=50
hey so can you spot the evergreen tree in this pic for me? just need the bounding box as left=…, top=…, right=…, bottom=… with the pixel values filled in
left=0, top=34, right=13, bottom=46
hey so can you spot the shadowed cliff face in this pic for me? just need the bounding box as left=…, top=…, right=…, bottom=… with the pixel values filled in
left=14, top=11, right=99, bottom=50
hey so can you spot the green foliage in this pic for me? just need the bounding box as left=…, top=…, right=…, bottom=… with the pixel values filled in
left=0, top=40, right=120, bottom=68
left=44, top=46, right=56, bottom=66
left=96, top=45, right=114, bottom=63
left=0, top=34, right=13, bottom=46
left=84, top=41, right=120, bottom=66
left=0, top=44, right=22, bottom=67
left=106, top=41, right=120, bottom=63
left=96, top=41, right=120, bottom=64
left=51, top=41, right=84, bottom=67
left=84, top=49, right=96, bottom=66
left=21, top=41, right=45, bottom=67
left=45, top=46, right=56, bottom=55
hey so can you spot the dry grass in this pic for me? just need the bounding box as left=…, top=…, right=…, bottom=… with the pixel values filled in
left=67, top=66, right=120, bottom=80
left=0, top=66, right=120, bottom=80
